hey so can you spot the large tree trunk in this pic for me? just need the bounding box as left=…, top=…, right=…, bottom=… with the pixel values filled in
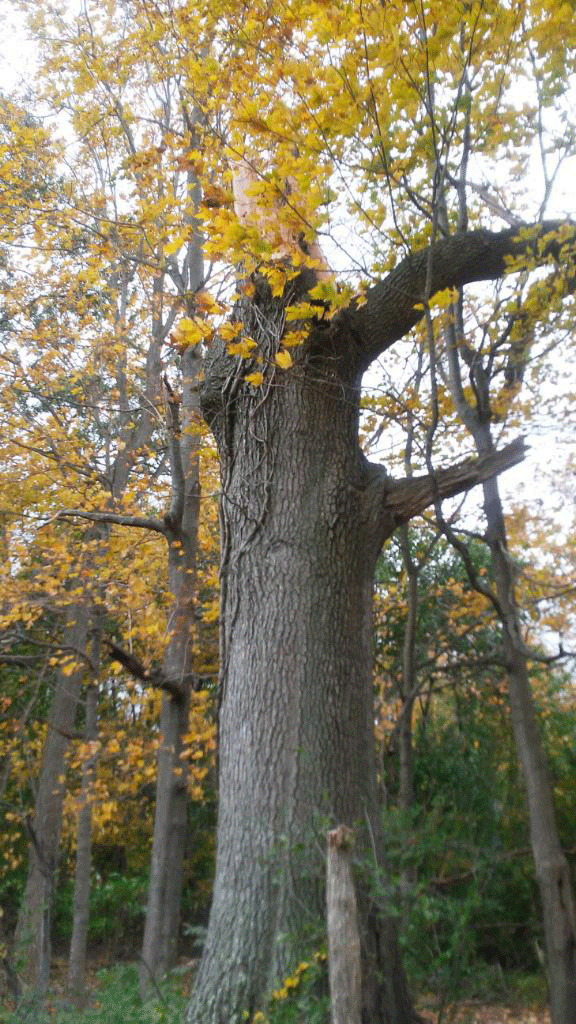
left=186, top=338, right=415, bottom=1024
left=186, top=319, right=520, bottom=1021
left=183, top=221, right=558, bottom=1024
left=14, top=601, right=90, bottom=993
left=480, top=465, right=576, bottom=1024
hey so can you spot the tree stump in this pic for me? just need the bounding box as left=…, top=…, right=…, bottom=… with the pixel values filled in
left=327, top=826, right=362, bottom=1024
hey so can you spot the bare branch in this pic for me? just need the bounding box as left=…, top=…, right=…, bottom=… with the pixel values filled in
left=383, top=436, right=527, bottom=530
left=53, top=510, right=167, bottom=536
left=0, top=655, right=41, bottom=667
left=104, top=640, right=188, bottom=700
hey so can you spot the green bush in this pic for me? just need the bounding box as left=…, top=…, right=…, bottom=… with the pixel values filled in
left=1, top=964, right=188, bottom=1024
left=53, top=874, right=147, bottom=956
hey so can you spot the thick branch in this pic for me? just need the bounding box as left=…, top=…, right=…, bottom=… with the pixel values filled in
left=373, top=437, right=526, bottom=539
left=345, top=221, right=574, bottom=370
left=104, top=640, right=188, bottom=700
left=55, top=510, right=167, bottom=535
left=0, top=654, right=41, bottom=667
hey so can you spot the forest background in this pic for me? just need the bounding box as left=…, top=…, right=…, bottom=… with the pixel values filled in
left=0, top=0, right=575, bottom=1022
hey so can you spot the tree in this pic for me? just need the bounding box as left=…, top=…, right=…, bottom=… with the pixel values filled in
left=432, top=271, right=576, bottom=1021
left=408, top=36, right=576, bottom=1015
left=192, top=215, right=571, bottom=1024
left=128, top=1, right=575, bottom=1020
left=0, top=7, right=209, bottom=990
left=7, top=0, right=576, bottom=1020
left=170, top=2, right=576, bottom=1021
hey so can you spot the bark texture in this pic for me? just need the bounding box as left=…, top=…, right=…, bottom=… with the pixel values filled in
left=184, top=222, right=571, bottom=1024
left=188, top=349, right=390, bottom=1022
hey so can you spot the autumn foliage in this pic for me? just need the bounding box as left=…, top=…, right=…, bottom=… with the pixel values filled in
left=0, top=0, right=575, bottom=1022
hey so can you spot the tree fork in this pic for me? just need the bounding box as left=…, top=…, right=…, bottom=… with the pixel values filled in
left=186, top=218, right=574, bottom=1024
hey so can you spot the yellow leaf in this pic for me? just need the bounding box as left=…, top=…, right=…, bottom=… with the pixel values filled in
left=219, top=322, right=242, bottom=341
left=227, top=337, right=258, bottom=358
left=283, top=329, right=308, bottom=348
left=275, top=350, right=293, bottom=369
left=284, top=302, right=318, bottom=321
left=431, top=287, right=459, bottom=310
left=176, top=316, right=196, bottom=332
left=193, top=290, right=222, bottom=315
left=245, top=371, right=264, bottom=387
left=164, top=236, right=185, bottom=256
left=171, top=316, right=211, bottom=347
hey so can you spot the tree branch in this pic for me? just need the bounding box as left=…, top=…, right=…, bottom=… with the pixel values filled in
left=54, top=510, right=167, bottom=535
left=373, top=437, right=527, bottom=539
left=162, top=375, right=185, bottom=529
left=344, top=220, right=575, bottom=370
left=0, top=654, right=41, bottom=667
left=104, top=640, right=189, bottom=700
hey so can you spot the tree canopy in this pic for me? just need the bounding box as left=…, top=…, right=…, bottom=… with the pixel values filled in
left=1, top=1, right=575, bottom=1023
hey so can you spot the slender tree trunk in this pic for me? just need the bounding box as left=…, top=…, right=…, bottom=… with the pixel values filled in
left=398, top=527, right=418, bottom=817
left=140, top=344, right=202, bottom=993
left=15, top=260, right=162, bottom=995
left=140, top=691, right=191, bottom=990
left=479, top=464, right=576, bottom=1024
left=157, top=702, right=191, bottom=958
left=397, top=703, right=414, bottom=817
left=443, top=299, right=576, bottom=1021
left=67, top=670, right=99, bottom=1006
left=14, top=601, right=90, bottom=993
left=433, top=205, right=576, bottom=1018
left=327, top=827, right=362, bottom=1024
left=397, top=521, right=419, bottom=901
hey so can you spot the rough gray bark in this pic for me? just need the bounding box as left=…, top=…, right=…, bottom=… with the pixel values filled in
left=327, top=827, right=362, bottom=1024
left=184, top=222, right=572, bottom=1024
left=189, top=357, right=412, bottom=1024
